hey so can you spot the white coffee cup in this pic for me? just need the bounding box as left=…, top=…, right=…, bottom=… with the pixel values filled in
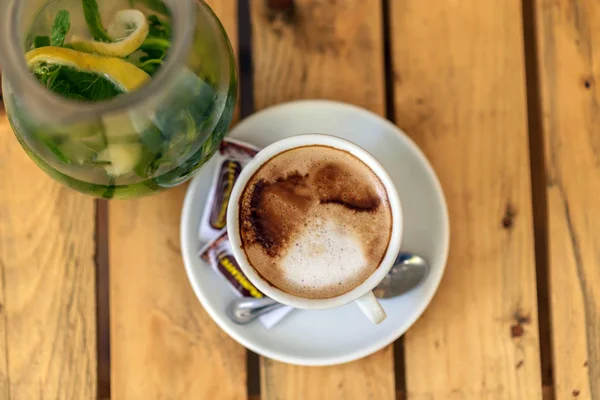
left=226, top=134, right=403, bottom=324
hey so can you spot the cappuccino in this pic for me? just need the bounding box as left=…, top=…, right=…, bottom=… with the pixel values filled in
left=238, top=145, right=393, bottom=299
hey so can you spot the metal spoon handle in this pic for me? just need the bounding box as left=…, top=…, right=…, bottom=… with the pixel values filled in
left=227, top=297, right=284, bottom=325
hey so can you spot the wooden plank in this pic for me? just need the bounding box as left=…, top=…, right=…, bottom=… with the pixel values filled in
left=250, top=1, right=395, bottom=399
left=534, top=0, right=600, bottom=398
left=390, top=0, right=543, bottom=398
left=0, top=96, right=97, bottom=396
left=108, top=1, right=247, bottom=399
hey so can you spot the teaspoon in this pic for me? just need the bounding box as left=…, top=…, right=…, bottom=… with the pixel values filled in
left=226, top=252, right=429, bottom=325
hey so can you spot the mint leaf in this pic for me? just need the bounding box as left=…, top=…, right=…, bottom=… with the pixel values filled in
left=69, top=72, right=123, bottom=100
left=33, top=36, right=51, bottom=48
left=82, top=0, right=114, bottom=42
left=33, top=65, right=76, bottom=98
left=33, top=63, right=124, bottom=101
left=51, top=10, right=70, bottom=47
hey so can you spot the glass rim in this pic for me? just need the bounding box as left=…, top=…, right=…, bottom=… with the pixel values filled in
left=0, top=0, right=204, bottom=123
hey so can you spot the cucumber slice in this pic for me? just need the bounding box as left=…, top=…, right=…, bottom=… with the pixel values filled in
left=50, top=130, right=109, bottom=166
left=78, top=133, right=108, bottom=152
left=46, top=120, right=105, bottom=139
left=56, top=139, right=98, bottom=165
left=102, top=112, right=151, bottom=139
left=97, top=143, right=142, bottom=176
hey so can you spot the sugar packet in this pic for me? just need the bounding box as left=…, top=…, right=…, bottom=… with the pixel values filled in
left=198, top=139, right=294, bottom=329
left=199, top=139, right=260, bottom=243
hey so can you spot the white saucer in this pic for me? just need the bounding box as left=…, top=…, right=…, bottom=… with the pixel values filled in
left=181, top=100, right=449, bottom=366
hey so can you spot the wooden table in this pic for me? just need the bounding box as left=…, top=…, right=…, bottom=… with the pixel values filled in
left=0, top=0, right=598, bottom=399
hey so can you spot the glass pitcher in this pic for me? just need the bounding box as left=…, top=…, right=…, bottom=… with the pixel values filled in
left=0, top=0, right=237, bottom=198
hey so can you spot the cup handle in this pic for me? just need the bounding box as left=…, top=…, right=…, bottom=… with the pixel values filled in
left=354, top=291, right=386, bottom=324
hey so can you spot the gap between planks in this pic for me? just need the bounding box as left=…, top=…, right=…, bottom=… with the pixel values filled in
left=95, top=199, right=111, bottom=400
left=237, top=0, right=261, bottom=398
left=520, top=0, right=554, bottom=392
left=382, top=0, right=407, bottom=394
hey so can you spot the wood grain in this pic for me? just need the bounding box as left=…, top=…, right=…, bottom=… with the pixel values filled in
left=108, top=1, right=247, bottom=399
left=0, top=109, right=97, bottom=397
left=250, top=1, right=394, bottom=399
left=390, top=0, right=543, bottom=398
left=534, top=0, right=600, bottom=398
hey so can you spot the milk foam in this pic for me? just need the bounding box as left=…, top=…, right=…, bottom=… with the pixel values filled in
left=277, top=218, right=368, bottom=296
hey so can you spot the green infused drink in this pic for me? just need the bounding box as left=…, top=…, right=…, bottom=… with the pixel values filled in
left=1, top=0, right=237, bottom=198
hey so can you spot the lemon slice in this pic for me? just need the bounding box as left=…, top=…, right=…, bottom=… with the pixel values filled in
left=26, top=46, right=150, bottom=91
left=70, top=9, right=149, bottom=58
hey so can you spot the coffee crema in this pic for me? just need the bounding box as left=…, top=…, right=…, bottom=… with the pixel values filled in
left=238, top=145, right=392, bottom=299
